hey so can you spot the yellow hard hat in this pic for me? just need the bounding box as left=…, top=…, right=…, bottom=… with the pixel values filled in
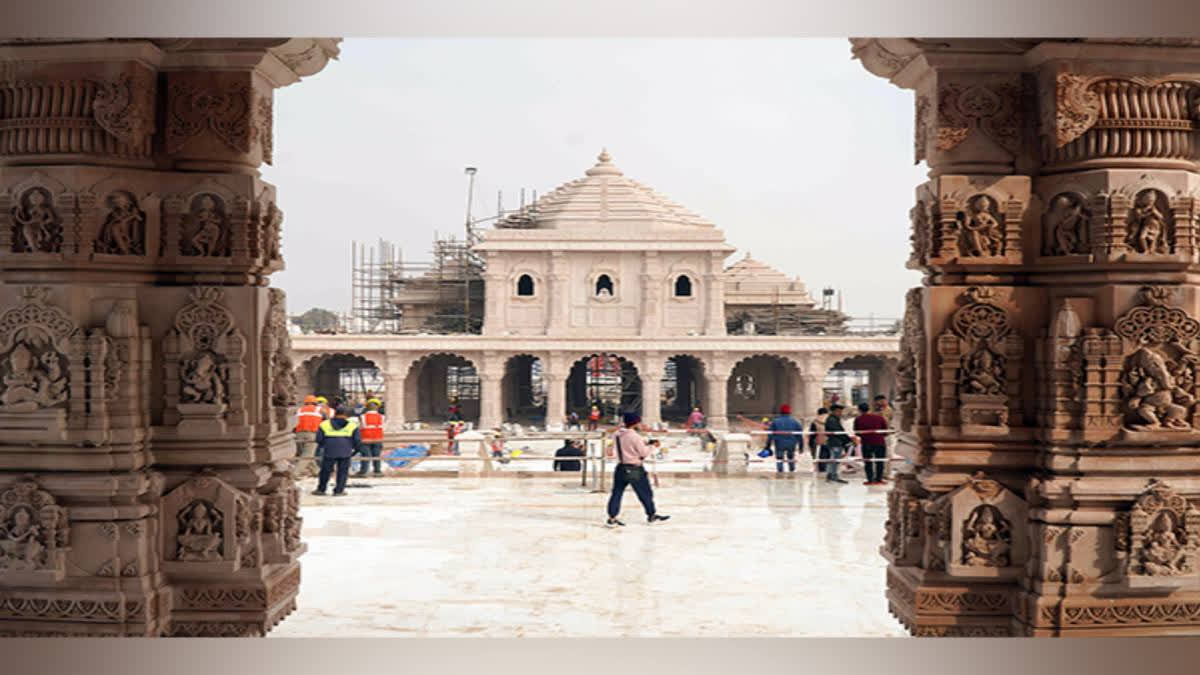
left=510, top=449, right=523, bottom=457
left=316, top=396, right=328, bottom=403
left=367, top=398, right=382, bottom=407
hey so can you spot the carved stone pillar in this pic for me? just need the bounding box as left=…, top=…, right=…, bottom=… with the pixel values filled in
left=542, top=353, right=567, bottom=429
left=800, top=373, right=826, bottom=419
left=0, top=38, right=338, bottom=637
left=705, top=360, right=731, bottom=430
left=546, top=251, right=569, bottom=336
left=477, top=354, right=504, bottom=431
left=638, top=353, right=664, bottom=428
left=382, top=354, right=407, bottom=431
left=703, top=251, right=727, bottom=336
left=854, top=37, right=1200, bottom=637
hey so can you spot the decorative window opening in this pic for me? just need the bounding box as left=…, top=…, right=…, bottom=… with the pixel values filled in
left=516, top=274, right=535, bottom=296
left=734, top=373, right=757, bottom=399
left=595, top=274, right=614, bottom=297
left=674, top=275, right=693, bottom=297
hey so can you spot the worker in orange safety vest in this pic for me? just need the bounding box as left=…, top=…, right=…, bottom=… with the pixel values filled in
left=294, top=395, right=324, bottom=476
left=354, top=398, right=386, bottom=477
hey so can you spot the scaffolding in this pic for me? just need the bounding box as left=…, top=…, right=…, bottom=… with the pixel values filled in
left=349, top=239, right=403, bottom=334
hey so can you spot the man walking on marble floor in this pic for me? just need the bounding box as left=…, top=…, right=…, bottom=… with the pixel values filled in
left=606, top=412, right=670, bottom=527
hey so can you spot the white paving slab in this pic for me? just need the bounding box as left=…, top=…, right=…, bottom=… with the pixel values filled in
left=272, top=473, right=907, bottom=637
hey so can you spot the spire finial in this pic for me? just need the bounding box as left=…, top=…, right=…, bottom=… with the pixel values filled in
left=585, top=147, right=622, bottom=177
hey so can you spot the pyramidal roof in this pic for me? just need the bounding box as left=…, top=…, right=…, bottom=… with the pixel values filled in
left=497, top=150, right=715, bottom=230
left=724, top=252, right=797, bottom=283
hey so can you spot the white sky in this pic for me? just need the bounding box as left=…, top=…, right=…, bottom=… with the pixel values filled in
left=264, top=38, right=927, bottom=320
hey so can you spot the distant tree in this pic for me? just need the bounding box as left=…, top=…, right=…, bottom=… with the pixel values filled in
left=293, top=307, right=340, bottom=334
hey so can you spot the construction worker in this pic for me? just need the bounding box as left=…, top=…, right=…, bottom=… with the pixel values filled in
left=315, top=396, right=333, bottom=420
left=355, top=398, right=386, bottom=477
left=294, top=395, right=323, bottom=477
left=313, top=405, right=362, bottom=496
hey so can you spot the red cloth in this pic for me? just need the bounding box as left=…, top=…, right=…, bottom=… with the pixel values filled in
left=853, top=413, right=889, bottom=446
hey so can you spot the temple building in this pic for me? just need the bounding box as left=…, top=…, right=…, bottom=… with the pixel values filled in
left=291, top=150, right=898, bottom=430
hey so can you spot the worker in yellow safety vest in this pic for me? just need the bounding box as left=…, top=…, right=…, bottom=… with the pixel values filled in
left=313, top=406, right=362, bottom=496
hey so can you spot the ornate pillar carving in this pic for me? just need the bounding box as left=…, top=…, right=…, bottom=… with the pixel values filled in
left=546, top=251, right=569, bottom=336
left=542, top=352, right=567, bottom=429
left=0, top=38, right=338, bottom=637
left=477, top=352, right=504, bottom=430
left=639, top=252, right=662, bottom=335
left=382, top=352, right=407, bottom=431
left=705, top=357, right=731, bottom=430
left=703, top=251, right=727, bottom=336
left=854, top=37, right=1200, bottom=637
left=638, top=352, right=664, bottom=428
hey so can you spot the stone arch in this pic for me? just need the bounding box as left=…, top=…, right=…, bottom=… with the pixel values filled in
left=660, top=353, right=709, bottom=423
left=404, top=351, right=481, bottom=424
left=727, top=353, right=803, bottom=424
left=500, top=352, right=545, bottom=424
left=565, top=352, right=642, bottom=421
left=827, top=353, right=900, bottom=410
left=294, top=351, right=384, bottom=407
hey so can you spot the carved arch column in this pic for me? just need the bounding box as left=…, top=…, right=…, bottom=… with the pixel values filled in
left=854, top=37, right=1200, bottom=637
left=0, top=38, right=339, bottom=637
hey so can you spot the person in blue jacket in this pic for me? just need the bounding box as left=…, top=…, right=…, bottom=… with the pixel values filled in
left=765, top=404, right=804, bottom=474
left=313, top=405, right=362, bottom=496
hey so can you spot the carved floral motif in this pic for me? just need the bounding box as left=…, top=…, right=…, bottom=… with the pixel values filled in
left=167, top=82, right=254, bottom=154
left=92, top=71, right=155, bottom=148
left=936, top=79, right=1023, bottom=155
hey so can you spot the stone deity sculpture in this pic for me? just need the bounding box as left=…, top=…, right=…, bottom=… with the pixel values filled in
left=176, top=501, right=222, bottom=561
left=97, top=191, right=145, bottom=255
left=180, top=352, right=225, bottom=405
left=1128, top=192, right=1167, bottom=254
left=960, top=195, right=1002, bottom=257
left=962, top=504, right=1011, bottom=567
left=11, top=188, right=59, bottom=253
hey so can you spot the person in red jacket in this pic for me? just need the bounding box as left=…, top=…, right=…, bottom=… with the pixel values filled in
left=852, top=401, right=889, bottom=485
left=355, top=398, right=386, bottom=477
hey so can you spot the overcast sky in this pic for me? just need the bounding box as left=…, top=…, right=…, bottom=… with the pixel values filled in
left=264, top=38, right=927, bottom=320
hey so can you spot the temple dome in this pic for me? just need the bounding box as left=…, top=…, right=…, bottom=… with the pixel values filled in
left=496, top=149, right=715, bottom=230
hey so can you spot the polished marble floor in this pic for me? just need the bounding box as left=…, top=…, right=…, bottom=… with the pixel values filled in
left=273, top=472, right=905, bottom=637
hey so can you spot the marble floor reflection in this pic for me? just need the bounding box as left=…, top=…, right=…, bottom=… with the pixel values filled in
left=272, top=473, right=906, bottom=637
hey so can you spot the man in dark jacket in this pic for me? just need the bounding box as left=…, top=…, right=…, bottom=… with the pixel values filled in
left=765, top=404, right=804, bottom=474
left=553, top=439, right=584, bottom=472
left=313, top=405, right=362, bottom=496
left=824, top=404, right=852, bottom=484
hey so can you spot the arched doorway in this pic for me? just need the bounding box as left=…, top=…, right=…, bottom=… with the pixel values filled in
left=661, top=354, right=708, bottom=424
left=405, top=352, right=481, bottom=425
left=565, top=353, right=642, bottom=423
left=827, top=354, right=897, bottom=410
left=501, top=354, right=545, bottom=424
left=727, top=354, right=801, bottom=425
left=297, top=352, right=383, bottom=408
